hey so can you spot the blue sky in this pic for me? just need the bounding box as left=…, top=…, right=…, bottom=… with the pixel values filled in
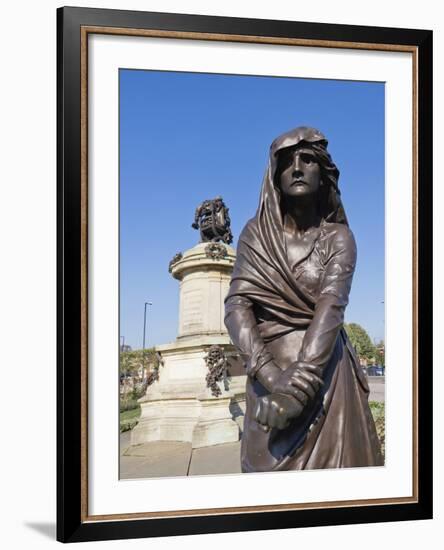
left=120, top=69, right=385, bottom=349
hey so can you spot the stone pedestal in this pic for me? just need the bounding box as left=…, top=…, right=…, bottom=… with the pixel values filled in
left=131, top=242, right=240, bottom=448
left=176, top=242, right=234, bottom=340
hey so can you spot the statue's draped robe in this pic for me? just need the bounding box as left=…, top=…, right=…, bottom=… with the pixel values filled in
left=224, top=128, right=383, bottom=472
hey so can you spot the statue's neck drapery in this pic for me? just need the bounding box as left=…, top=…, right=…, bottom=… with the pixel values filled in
left=226, top=127, right=349, bottom=338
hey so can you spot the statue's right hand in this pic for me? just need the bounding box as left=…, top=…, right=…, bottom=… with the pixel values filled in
left=255, top=393, right=304, bottom=431
left=257, top=362, right=322, bottom=404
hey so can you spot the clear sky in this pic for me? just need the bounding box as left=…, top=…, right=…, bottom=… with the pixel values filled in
left=120, top=69, right=385, bottom=350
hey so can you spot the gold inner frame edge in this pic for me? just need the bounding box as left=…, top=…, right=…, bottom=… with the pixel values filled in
left=79, top=25, right=419, bottom=523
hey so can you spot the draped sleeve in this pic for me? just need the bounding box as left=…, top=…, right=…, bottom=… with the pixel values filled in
left=297, top=223, right=357, bottom=368
left=224, top=294, right=273, bottom=378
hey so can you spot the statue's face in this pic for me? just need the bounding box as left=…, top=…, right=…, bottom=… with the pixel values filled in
left=278, top=146, right=321, bottom=199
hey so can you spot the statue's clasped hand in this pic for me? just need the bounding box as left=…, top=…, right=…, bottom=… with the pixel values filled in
left=257, top=360, right=323, bottom=403
left=255, top=393, right=303, bottom=432
left=255, top=361, right=324, bottom=432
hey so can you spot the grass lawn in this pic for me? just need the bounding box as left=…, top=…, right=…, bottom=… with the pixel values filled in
left=120, top=405, right=141, bottom=433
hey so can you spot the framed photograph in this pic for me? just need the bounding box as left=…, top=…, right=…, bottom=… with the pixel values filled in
left=57, top=6, right=433, bottom=543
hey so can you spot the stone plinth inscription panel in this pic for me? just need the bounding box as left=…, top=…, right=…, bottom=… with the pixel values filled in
left=180, top=287, right=204, bottom=335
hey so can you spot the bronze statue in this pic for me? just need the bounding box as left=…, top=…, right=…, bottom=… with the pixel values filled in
left=192, top=196, right=233, bottom=244
left=225, top=127, right=383, bottom=472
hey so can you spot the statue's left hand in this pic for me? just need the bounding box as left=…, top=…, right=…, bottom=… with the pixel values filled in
left=287, top=362, right=324, bottom=403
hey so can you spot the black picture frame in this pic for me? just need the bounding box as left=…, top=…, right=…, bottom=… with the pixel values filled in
left=57, top=5, right=433, bottom=543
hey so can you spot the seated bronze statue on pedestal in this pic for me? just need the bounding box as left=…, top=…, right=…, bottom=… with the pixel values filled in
left=224, top=126, right=383, bottom=472
left=192, top=196, right=233, bottom=244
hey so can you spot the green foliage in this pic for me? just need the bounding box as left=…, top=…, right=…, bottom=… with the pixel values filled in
left=119, top=384, right=147, bottom=412
left=120, top=406, right=141, bottom=433
left=369, top=401, right=385, bottom=459
left=374, top=340, right=385, bottom=367
left=119, top=347, right=160, bottom=376
left=369, top=401, right=384, bottom=416
left=119, top=352, right=132, bottom=377
left=119, top=397, right=139, bottom=413
left=344, top=323, right=376, bottom=362
left=119, top=349, right=160, bottom=428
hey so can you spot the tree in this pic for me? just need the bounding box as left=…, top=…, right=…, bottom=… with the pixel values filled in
left=344, top=323, right=376, bottom=363
left=119, top=347, right=160, bottom=377
left=374, top=339, right=385, bottom=367
left=119, top=351, right=131, bottom=378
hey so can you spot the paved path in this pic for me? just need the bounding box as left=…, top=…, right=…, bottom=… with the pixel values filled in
left=368, top=376, right=385, bottom=403
left=120, top=435, right=241, bottom=479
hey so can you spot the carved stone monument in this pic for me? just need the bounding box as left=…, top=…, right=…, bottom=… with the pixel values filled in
left=131, top=199, right=240, bottom=448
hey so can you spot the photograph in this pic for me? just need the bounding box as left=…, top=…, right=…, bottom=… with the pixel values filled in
left=118, top=69, right=386, bottom=479
left=55, top=6, right=432, bottom=542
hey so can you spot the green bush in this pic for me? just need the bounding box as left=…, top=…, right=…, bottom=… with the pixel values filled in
left=119, top=405, right=141, bottom=433
left=119, top=347, right=160, bottom=377
left=120, top=420, right=139, bottom=433
left=369, top=401, right=385, bottom=459
left=119, top=397, right=139, bottom=413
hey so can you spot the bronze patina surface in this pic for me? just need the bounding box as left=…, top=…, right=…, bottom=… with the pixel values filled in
left=225, top=127, right=383, bottom=472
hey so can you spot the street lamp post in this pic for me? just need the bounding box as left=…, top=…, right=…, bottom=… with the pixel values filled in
left=142, top=301, right=153, bottom=368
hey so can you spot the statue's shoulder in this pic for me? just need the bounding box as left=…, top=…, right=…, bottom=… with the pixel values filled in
left=322, top=221, right=354, bottom=239
left=238, top=217, right=259, bottom=246
left=239, top=217, right=259, bottom=240
left=321, top=222, right=356, bottom=255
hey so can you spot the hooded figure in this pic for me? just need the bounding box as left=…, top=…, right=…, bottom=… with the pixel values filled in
left=225, top=127, right=383, bottom=472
